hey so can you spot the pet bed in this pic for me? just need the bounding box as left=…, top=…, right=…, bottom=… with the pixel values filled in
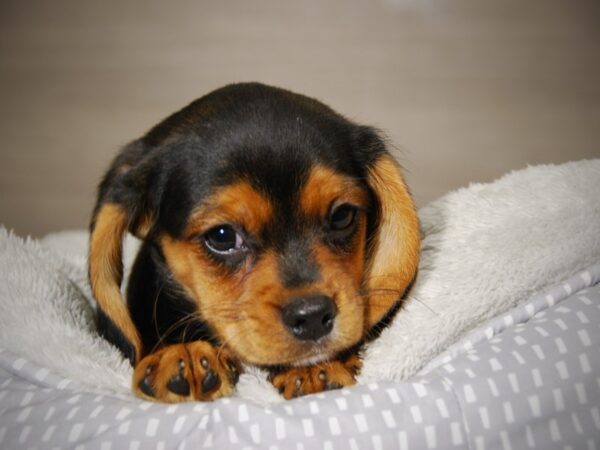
left=1, top=159, right=599, bottom=449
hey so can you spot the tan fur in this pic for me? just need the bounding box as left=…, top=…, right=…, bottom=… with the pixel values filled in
left=300, top=165, right=369, bottom=218
left=89, top=203, right=142, bottom=362
left=364, top=154, right=420, bottom=328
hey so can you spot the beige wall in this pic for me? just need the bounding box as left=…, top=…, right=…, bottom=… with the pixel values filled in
left=1, top=0, right=599, bottom=237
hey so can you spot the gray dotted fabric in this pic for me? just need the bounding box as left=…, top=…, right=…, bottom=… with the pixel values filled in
left=1, top=264, right=599, bottom=449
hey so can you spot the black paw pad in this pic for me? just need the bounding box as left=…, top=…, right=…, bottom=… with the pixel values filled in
left=139, top=373, right=156, bottom=397
left=166, top=373, right=190, bottom=396
left=202, top=369, right=220, bottom=393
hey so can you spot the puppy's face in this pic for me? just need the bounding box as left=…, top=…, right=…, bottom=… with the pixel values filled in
left=90, top=83, right=420, bottom=367
left=160, top=164, right=371, bottom=366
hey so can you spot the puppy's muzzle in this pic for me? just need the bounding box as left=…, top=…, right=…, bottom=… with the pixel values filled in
left=281, top=295, right=337, bottom=341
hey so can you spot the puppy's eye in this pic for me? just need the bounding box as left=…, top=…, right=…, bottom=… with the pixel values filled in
left=329, top=204, right=357, bottom=230
left=204, top=225, right=246, bottom=254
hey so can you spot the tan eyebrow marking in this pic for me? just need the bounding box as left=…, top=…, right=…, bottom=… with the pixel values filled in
left=185, top=181, right=273, bottom=238
left=299, top=165, right=369, bottom=219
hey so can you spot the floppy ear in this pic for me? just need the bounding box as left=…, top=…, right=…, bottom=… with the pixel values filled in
left=89, top=142, right=156, bottom=365
left=364, top=153, right=420, bottom=330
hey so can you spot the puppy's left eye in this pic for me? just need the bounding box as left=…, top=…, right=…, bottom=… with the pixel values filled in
left=204, top=225, right=247, bottom=255
left=329, top=204, right=357, bottom=230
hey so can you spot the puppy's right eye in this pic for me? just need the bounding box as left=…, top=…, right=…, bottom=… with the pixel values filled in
left=204, top=225, right=247, bottom=255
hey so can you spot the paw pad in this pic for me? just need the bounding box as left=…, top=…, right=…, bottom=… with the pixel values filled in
left=202, top=369, right=220, bottom=393
left=132, top=342, right=241, bottom=403
left=139, top=365, right=156, bottom=397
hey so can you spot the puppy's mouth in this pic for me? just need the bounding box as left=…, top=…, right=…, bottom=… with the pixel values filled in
left=218, top=298, right=362, bottom=367
left=243, top=333, right=347, bottom=367
left=286, top=340, right=342, bottom=367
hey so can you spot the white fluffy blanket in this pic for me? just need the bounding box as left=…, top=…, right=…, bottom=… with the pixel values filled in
left=1, top=159, right=599, bottom=403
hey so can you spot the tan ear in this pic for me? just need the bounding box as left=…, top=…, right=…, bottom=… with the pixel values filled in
left=364, top=154, right=420, bottom=329
left=89, top=203, right=142, bottom=364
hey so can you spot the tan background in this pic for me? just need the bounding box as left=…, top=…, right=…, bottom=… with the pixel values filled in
left=1, top=0, right=599, bottom=238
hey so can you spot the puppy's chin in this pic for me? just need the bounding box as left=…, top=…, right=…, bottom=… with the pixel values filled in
left=240, top=345, right=346, bottom=368
left=288, top=352, right=335, bottom=368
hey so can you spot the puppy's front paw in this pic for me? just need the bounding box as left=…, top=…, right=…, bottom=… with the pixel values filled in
left=133, top=341, right=241, bottom=403
left=269, top=354, right=362, bottom=400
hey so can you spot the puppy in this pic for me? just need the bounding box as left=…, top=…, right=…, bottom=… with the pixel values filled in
left=89, top=83, right=420, bottom=402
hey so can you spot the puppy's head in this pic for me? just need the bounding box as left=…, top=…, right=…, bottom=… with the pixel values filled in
left=89, top=83, right=420, bottom=366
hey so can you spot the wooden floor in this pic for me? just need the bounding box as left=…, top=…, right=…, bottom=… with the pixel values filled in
left=1, top=0, right=599, bottom=237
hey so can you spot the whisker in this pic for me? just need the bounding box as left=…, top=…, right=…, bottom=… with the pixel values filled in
left=151, top=282, right=167, bottom=342
left=149, top=313, right=202, bottom=354
left=355, top=288, right=439, bottom=316
left=407, top=294, right=438, bottom=315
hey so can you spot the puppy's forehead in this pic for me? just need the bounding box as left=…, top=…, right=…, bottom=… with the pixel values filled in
left=214, top=140, right=367, bottom=215
left=149, top=83, right=385, bottom=236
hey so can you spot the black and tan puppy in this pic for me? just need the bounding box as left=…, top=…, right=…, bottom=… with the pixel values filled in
left=89, top=83, right=420, bottom=402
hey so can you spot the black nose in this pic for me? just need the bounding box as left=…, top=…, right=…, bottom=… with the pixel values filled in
left=281, top=295, right=337, bottom=341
